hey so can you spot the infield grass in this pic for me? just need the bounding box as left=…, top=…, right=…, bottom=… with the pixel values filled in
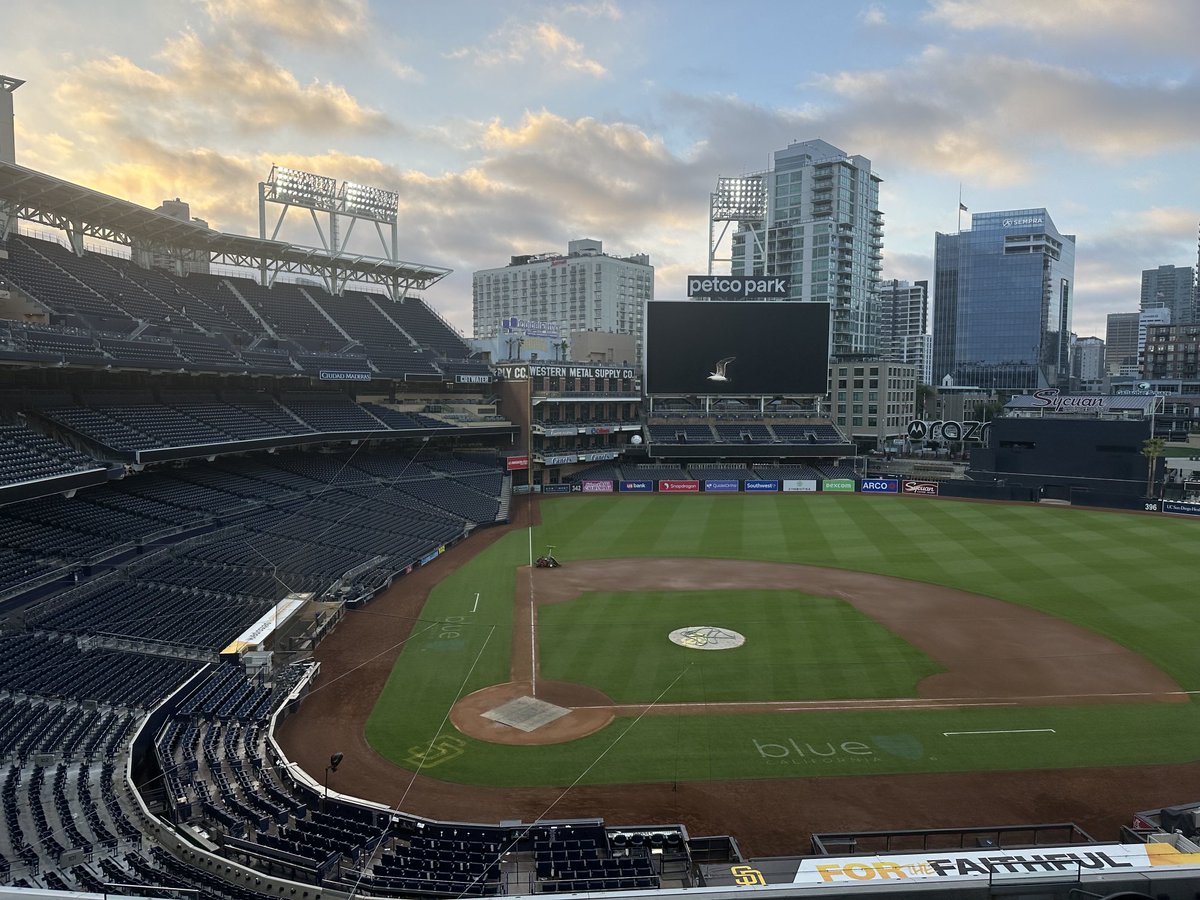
left=537, top=590, right=943, bottom=703
left=365, top=495, right=1200, bottom=786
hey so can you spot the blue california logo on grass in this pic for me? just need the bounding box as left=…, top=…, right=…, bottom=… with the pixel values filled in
left=871, top=734, right=925, bottom=760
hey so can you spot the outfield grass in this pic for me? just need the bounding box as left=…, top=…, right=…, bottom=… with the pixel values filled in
left=537, top=590, right=943, bottom=703
left=364, top=495, right=1200, bottom=786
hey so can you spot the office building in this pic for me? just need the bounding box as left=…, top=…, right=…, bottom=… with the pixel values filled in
left=1105, top=312, right=1140, bottom=376
left=932, top=209, right=1075, bottom=393
left=1141, top=264, right=1195, bottom=325
left=879, top=279, right=931, bottom=383
left=718, top=139, right=883, bottom=357
left=1071, top=335, right=1105, bottom=391
left=829, top=360, right=917, bottom=447
left=472, top=239, right=652, bottom=365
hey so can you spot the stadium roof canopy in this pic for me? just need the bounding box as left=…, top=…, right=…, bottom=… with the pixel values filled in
left=0, top=161, right=451, bottom=296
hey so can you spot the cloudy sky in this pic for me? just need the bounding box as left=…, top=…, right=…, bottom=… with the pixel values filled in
left=3, top=0, right=1199, bottom=339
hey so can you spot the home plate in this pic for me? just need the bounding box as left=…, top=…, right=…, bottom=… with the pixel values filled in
left=481, top=696, right=571, bottom=733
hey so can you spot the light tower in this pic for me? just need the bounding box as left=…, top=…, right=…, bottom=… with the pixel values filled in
left=708, top=174, right=765, bottom=276
left=0, top=75, right=22, bottom=165
left=258, top=165, right=402, bottom=296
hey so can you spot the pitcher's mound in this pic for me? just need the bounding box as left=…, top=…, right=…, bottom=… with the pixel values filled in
left=451, top=680, right=615, bottom=746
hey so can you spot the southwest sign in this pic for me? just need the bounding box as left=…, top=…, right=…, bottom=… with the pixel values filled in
left=744, top=480, right=779, bottom=492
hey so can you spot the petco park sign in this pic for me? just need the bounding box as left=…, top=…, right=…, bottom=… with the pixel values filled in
left=686, top=275, right=789, bottom=300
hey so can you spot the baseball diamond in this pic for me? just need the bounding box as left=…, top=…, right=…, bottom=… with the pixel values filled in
left=277, top=492, right=1200, bottom=856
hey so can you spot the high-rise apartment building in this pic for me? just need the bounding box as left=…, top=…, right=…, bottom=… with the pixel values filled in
left=879, top=279, right=931, bottom=383
left=1144, top=322, right=1200, bottom=381
left=472, top=239, right=652, bottom=365
left=1071, top=335, right=1105, bottom=390
left=1137, top=307, right=1171, bottom=374
left=932, top=209, right=1075, bottom=392
left=1141, top=264, right=1195, bottom=325
left=721, top=139, right=883, bottom=358
left=1105, top=312, right=1140, bottom=376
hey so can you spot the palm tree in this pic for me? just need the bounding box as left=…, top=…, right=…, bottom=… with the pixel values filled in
left=1141, top=436, right=1166, bottom=498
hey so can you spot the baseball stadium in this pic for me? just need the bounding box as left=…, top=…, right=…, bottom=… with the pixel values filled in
left=4, top=78, right=1200, bottom=900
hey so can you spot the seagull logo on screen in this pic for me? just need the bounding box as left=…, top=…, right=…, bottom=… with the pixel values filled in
left=707, top=357, right=735, bottom=382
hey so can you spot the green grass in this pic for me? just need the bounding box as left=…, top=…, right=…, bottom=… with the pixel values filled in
left=364, top=495, right=1200, bottom=787
left=538, top=590, right=942, bottom=703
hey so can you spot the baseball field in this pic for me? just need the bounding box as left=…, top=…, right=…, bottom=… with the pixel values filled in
left=276, top=493, right=1200, bottom=852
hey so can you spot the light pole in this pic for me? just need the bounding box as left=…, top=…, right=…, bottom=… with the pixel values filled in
left=323, top=751, right=343, bottom=813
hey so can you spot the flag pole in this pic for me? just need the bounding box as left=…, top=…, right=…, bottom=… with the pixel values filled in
left=957, top=184, right=963, bottom=232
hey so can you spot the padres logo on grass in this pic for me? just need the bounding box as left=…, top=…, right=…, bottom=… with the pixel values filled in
left=669, top=626, right=745, bottom=650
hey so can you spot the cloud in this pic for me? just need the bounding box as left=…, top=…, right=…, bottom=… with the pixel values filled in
left=54, top=31, right=392, bottom=140
left=1069, top=206, right=1197, bottom=337
left=805, top=49, right=1200, bottom=184
left=561, top=1, right=623, bottom=20
left=925, top=0, right=1200, bottom=51
left=859, top=3, right=888, bottom=26
left=203, top=0, right=368, bottom=45
left=448, top=20, right=608, bottom=78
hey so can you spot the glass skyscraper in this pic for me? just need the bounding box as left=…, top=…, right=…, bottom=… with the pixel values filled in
left=933, top=209, right=1075, bottom=392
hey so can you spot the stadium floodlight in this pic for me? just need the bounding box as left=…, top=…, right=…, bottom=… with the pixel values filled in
left=266, top=165, right=338, bottom=211
left=338, top=181, right=399, bottom=224
left=712, top=175, right=766, bottom=222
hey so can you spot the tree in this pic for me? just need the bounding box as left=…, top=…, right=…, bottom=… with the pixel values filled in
left=1141, top=436, right=1166, bottom=498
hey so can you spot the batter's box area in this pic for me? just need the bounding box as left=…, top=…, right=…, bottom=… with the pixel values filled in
left=482, top=695, right=571, bottom=732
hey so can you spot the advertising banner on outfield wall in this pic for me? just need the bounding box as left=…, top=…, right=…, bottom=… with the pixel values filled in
left=1161, top=500, right=1200, bottom=516
left=821, top=479, right=856, bottom=492
left=793, top=842, right=1200, bottom=888
left=860, top=479, right=899, bottom=493
left=782, top=480, right=818, bottom=492
left=619, top=480, right=654, bottom=492
left=902, top=480, right=939, bottom=496
left=704, top=479, right=740, bottom=492
left=542, top=484, right=572, bottom=494
left=744, top=480, right=779, bottom=492
left=660, top=480, right=700, bottom=493
left=581, top=480, right=614, bottom=493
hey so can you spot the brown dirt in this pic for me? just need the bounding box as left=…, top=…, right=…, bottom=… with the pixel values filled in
left=276, top=495, right=1199, bottom=857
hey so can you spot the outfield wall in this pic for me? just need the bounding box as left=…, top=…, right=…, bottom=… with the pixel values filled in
left=549, top=476, right=1188, bottom=516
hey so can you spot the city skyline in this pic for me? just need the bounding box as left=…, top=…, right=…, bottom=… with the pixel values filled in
left=2, top=0, right=1198, bottom=340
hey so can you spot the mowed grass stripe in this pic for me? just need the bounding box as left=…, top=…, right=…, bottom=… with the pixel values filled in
left=536, top=591, right=942, bottom=703
left=363, top=495, right=1200, bottom=786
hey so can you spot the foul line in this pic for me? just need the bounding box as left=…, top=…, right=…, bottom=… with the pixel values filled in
left=943, top=728, right=1057, bottom=736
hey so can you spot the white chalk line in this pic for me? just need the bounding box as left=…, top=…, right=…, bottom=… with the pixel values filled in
left=944, top=728, right=1057, bottom=736
left=571, top=686, right=1200, bottom=715
left=471, top=592, right=480, bottom=613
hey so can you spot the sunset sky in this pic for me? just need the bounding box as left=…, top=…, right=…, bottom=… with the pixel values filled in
left=3, top=0, right=1199, bottom=338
